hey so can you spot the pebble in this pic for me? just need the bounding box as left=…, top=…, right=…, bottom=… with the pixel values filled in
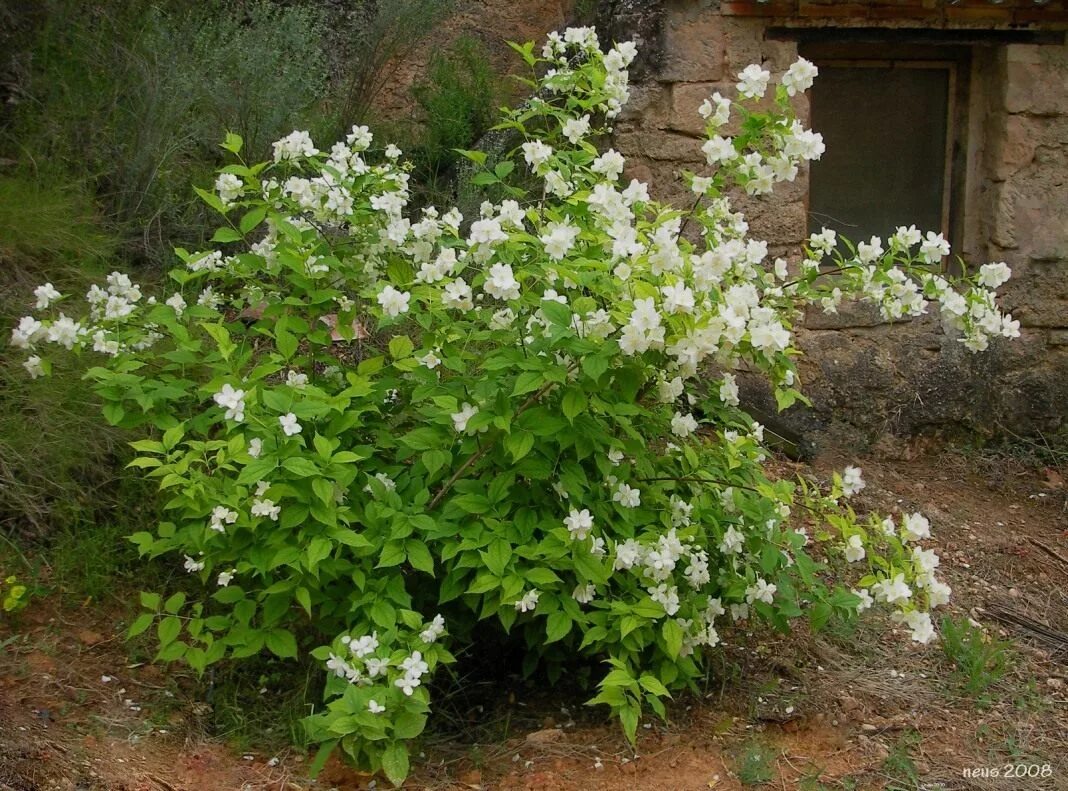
left=525, top=727, right=564, bottom=744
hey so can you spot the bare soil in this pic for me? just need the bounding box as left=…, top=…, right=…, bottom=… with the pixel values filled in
left=2, top=451, right=1067, bottom=791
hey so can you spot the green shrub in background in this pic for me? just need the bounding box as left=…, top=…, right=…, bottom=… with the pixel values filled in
left=4, top=0, right=328, bottom=264
left=0, top=175, right=131, bottom=538
left=410, top=35, right=499, bottom=199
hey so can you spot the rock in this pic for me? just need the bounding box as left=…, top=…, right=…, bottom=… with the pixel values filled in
left=525, top=728, right=564, bottom=744
left=458, top=768, right=483, bottom=788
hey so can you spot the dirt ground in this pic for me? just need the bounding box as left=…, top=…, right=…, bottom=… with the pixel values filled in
left=2, top=450, right=1067, bottom=791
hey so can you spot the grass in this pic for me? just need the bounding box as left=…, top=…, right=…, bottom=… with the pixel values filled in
left=939, top=616, right=1012, bottom=704
left=735, top=738, right=777, bottom=786
left=882, top=730, right=922, bottom=790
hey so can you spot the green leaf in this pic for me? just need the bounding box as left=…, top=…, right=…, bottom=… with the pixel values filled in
left=127, top=612, right=154, bottom=638
left=265, top=629, right=297, bottom=659
left=221, top=131, right=243, bottom=154
left=809, top=601, right=832, bottom=632
left=455, top=149, right=487, bottom=166
left=561, top=388, right=587, bottom=421
left=619, top=702, right=640, bottom=744
left=422, top=449, right=449, bottom=477
left=504, top=430, right=535, bottom=462
left=388, top=335, right=414, bottom=359
left=211, top=226, right=242, bottom=243
left=157, top=616, right=181, bottom=647
left=581, top=354, right=609, bottom=381
left=163, top=592, right=186, bottom=614
left=239, top=205, right=267, bottom=235
left=380, top=743, right=410, bottom=787
left=512, top=370, right=543, bottom=397
left=540, top=300, right=572, bottom=328
left=276, top=328, right=298, bottom=359
left=306, top=537, right=332, bottom=569
left=392, top=710, right=428, bottom=740
left=139, top=591, right=161, bottom=611
left=545, top=611, right=572, bottom=643
left=482, top=539, right=511, bottom=576
left=283, top=457, right=320, bottom=477
left=406, top=540, right=434, bottom=574
left=661, top=619, right=684, bottom=659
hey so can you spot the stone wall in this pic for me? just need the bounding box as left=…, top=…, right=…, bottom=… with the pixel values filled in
left=608, top=0, right=1068, bottom=448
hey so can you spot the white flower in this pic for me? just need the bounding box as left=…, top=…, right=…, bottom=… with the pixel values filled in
left=213, top=384, right=246, bottom=422
left=540, top=221, right=580, bottom=260
left=607, top=448, right=625, bottom=466
left=892, top=225, right=922, bottom=249
left=385, top=144, right=402, bottom=160
left=419, top=350, right=442, bottom=369
left=564, top=508, right=594, bottom=540
left=736, top=64, right=771, bottom=99
left=670, top=411, right=699, bottom=438
left=286, top=370, right=308, bottom=389
left=279, top=413, right=302, bottom=436
left=183, top=555, right=204, bottom=573
left=272, top=130, right=318, bottom=162
left=719, top=373, right=740, bottom=406
left=573, top=583, right=596, bottom=604
left=660, top=282, right=695, bottom=314
left=377, top=285, right=411, bottom=317
left=251, top=498, right=280, bottom=521
left=903, top=610, right=935, bottom=644
left=782, top=57, right=818, bottom=96
left=217, top=569, right=236, bottom=587
left=844, top=535, right=866, bottom=563
left=873, top=573, right=912, bottom=605
left=720, top=525, right=745, bottom=555
left=483, top=262, right=521, bottom=301
left=209, top=505, right=238, bottom=533
left=919, top=231, right=950, bottom=263
left=350, top=633, right=380, bottom=658
left=522, top=140, right=553, bottom=170
left=34, top=283, right=62, bottom=310
left=901, top=512, right=931, bottom=542
left=841, top=465, right=865, bottom=497
left=561, top=114, right=591, bottom=143
left=926, top=577, right=952, bottom=608
left=165, top=293, right=186, bottom=315
left=11, top=316, right=44, bottom=349
left=247, top=438, right=262, bottom=458
left=591, top=149, right=625, bottom=181
left=853, top=588, right=874, bottom=612
left=515, top=589, right=540, bottom=612
left=367, top=699, right=386, bottom=714
left=215, top=173, right=243, bottom=205
left=702, top=135, right=737, bottom=165
left=23, top=355, right=45, bottom=379
left=420, top=614, right=446, bottom=643
left=451, top=402, right=479, bottom=433
left=649, top=583, right=680, bottom=616
left=612, top=482, right=641, bottom=508
left=442, top=279, right=474, bottom=311
left=46, top=314, right=81, bottom=349
left=745, top=578, right=777, bottom=605
left=979, top=262, right=1011, bottom=290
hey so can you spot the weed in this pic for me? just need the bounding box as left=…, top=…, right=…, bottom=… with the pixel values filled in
left=882, top=730, right=921, bottom=790
left=204, top=656, right=320, bottom=754
left=410, top=35, right=498, bottom=198
left=940, top=616, right=1011, bottom=702
left=736, top=738, right=777, bottom=786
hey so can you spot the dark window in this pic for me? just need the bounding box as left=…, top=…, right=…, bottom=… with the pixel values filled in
left=807, top=61, right=956, bottom=246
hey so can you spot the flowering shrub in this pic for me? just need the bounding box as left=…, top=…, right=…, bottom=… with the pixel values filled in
left=10, top=27, right=1018, bottom=785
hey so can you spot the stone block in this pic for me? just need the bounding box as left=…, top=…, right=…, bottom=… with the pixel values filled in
left=660, top=1, right=727, bottom=83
